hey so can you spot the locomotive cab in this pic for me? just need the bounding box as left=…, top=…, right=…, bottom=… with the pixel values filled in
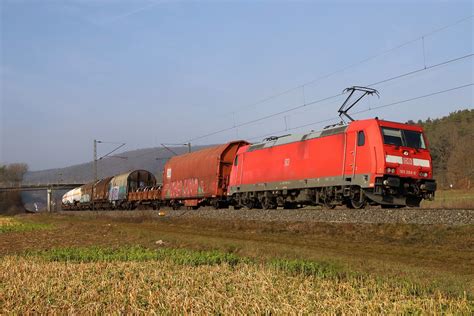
left=368, top=120, right=437, bottom=207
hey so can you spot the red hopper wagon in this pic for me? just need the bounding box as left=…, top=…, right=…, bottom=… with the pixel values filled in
left=161, top=141, right=248, bottom=209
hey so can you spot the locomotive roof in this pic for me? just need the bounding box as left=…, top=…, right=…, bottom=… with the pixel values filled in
left=247, top=118, right=424, bottom=152
left=247, top=124, right=348, bottom=152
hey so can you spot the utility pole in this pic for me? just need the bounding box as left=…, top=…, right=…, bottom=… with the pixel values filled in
left=47, top=188, right=52, bottom=212
left=91, top=139, right=126, bottom=211
left=187, top=142, right=191, bottom=153
left=92, top=139, right=97, bottom=211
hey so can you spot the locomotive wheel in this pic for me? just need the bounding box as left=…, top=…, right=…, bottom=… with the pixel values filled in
left=323, top=198, right=336, bottom=209
left=261, top=197, right=277, bottom=210
left=349, top=191, right=366, bottom=209
left=350, top=198, right=366, bottom=209
left=245, top=199, right=255, bottom=209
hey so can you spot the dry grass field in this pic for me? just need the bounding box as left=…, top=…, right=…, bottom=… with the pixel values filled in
left=421, top=189, right=474, bottom=208
left=0, top=211, right=473, bottom=313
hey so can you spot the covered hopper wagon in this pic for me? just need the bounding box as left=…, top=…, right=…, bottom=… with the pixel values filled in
left=62, top=170, right=157, bottom=210
left=161, top=141, right=249, bottom=209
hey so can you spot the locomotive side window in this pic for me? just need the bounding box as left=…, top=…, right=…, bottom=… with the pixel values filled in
left=382, top=127, right=426, bottom=149
left=357, top=131, right=365, bottom=146
left=234, top=155, right=239, bottom=166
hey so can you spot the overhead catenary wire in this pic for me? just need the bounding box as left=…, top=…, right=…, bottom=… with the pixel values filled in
left=247, top=83, right=474, bottom=141
left=367, top=53, right=473, bottom=87
left=220, top=15, right=473, bottom=117
left=184, top=52, right=473, bottom=143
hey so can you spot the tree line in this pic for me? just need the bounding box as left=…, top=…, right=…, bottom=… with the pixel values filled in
left=408, top=109, right=473, bottom=189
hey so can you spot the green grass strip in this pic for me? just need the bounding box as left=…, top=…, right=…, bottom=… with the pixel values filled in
left=0, top=221, right=51, bottom=233
left=29, top=246, right=248, bottom=267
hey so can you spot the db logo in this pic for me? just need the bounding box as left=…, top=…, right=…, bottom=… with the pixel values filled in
left=402, top=157, right=413, bottom=165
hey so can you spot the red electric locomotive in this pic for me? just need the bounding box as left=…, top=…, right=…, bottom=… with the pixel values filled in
left=227, top=87, right=436, bottom=209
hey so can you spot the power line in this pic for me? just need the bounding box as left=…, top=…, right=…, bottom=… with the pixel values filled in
left=185, top=93, right=344, bottom=143
left=247, top=83, right=473, bottom=141
left=354, top=83, right=473, bottom=115
left=222, top=14, right=473, bottom=117
left=367, top=53, right=473, bottom=87
left=185, top=52, right=473, bottom=143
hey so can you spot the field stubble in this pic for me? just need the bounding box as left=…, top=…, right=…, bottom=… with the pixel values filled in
left=0, top=210, right=473, bottom=313
left=1, top=249, right=472, bottom=314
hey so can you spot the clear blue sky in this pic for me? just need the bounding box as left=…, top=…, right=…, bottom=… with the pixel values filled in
left=1, top=0, right=473, bottom=170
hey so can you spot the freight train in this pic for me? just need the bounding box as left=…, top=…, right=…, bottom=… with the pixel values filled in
left=62, top=119, right=436, bottom=210
left=62, top=170, right=159, bottom=210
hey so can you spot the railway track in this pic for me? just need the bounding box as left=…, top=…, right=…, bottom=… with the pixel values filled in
left=58, top=207, right=474, bottom=226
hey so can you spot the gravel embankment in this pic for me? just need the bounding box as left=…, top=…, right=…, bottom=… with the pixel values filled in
left=59, top=208, right=474, bottom=226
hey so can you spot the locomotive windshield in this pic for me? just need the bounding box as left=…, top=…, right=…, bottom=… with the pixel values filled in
left=382, top=127, right=426, bottom=149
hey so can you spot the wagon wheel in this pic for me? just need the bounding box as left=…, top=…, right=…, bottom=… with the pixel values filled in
left=172, top=202, right=180, bottom=210
left=212, top=200, right=220, bottom=210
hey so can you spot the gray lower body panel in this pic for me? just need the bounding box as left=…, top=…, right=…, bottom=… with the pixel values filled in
left=228, top=174, right=371, bottom=196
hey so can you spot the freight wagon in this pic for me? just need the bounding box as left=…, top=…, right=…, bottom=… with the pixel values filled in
left=161, top=141, right=249, bottom=209
left=62, top=170, right=157, bottom=210
left=108, top=170, right=156, bottom=209
left=128, top=185, right=162, bottom=210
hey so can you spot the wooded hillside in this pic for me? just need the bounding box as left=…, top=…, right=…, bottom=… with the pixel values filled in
left=409, top=109, right=473, bottom=189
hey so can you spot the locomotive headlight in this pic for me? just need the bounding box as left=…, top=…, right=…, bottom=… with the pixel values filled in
left=386, top=167, right=396, bottom=174
left=419, top=172, right=428, bottom=177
